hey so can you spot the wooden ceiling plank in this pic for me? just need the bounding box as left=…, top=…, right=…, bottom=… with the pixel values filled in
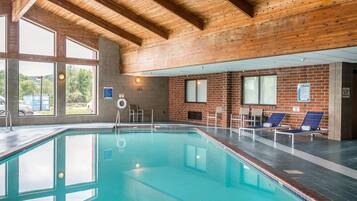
left=152, top=0, right=204, bottom=30
left=48, top=0, right=142, bottom=46
left=12, top=0, right=37, bottom=22
left=226, top=0, right=254, bottom=17
left=94, top=0, right=169, bottom=39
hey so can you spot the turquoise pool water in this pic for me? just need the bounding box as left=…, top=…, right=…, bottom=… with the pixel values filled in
left=0, top=129, right=303, bottom=201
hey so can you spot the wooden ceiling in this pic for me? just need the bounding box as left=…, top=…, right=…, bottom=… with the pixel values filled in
left=34, top=0, right=259, bottom=51
left=33, top=0, right=350, bottom=53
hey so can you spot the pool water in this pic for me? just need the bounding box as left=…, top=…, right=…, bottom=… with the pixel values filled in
left=0, top=129, right=303, bottom=201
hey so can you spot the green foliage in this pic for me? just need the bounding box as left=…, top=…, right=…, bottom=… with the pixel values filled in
left=0, top=70, right=5, bottom=97
left=66, top=66, right=93, bottom=103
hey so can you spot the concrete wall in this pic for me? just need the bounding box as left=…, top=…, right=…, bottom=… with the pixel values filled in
left=1, top=38, right=168, bottom=126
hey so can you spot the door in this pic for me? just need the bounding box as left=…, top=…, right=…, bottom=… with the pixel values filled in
left=353, top=71, right=357, bottom=139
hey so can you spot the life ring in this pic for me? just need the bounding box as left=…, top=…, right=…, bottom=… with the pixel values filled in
left=117, top=98, right=127, bottom=109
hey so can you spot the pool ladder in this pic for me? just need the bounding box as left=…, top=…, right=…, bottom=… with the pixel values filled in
left=0, top=110, right=13, bottom=131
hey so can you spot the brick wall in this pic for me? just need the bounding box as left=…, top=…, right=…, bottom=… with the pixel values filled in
left=169, top=65, right=329, bottom=129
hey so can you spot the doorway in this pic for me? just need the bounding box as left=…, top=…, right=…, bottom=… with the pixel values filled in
left=353, top=70, right=357, bottom=139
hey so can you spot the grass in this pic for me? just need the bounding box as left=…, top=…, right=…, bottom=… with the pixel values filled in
left=66, top=103, right=94, bottom=115
left=21, top=103, right=94, bottom=116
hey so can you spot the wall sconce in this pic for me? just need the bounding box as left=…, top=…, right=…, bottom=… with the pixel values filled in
left=135, top=77, right=141, bottom=83
left=58, top=73, right=65, bottom=80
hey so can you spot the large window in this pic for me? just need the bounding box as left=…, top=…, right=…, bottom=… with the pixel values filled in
left=19, top=19, right=55, bottom=56
left=185, top=79, right=207, bottom=103
left=19, top=61, right=55, bottom=116
left=0, top=16, right=5, bottom=52
left=243, top=75, right=277, bottom=105
left=66, top=38, right=97, bottom=60
left=65, top=135, right=95, bottom=186
left=0, top=60, right=6, bottom=116
left=19, top=141, right=54, bottom=193
left=66, top=64, right=97, bottom=115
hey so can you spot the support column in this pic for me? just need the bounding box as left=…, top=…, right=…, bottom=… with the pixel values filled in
left=7, top=59, right=19, bottom=119
left=329, top=62, right=357, bottom=140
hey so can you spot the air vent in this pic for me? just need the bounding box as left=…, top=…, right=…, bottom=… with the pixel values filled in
left=188, top=111, right=202, bottom=120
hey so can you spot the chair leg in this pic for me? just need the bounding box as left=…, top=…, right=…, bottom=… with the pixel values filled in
left=274, top=130, right=276, bottom=142
left=238, top=128, right=241, bottom=137
left=292, top=135, right=295, bottom=149
left=206, top=116, right=209, bottom=127
left=215, top=117, right=217, bottom=129
left=253, top=130, right=255, bottom=141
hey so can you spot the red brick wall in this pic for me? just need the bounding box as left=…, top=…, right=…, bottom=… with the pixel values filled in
left=169, top=65, right=329, bottom=129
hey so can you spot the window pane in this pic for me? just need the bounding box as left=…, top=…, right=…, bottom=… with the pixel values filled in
left=186, top=80, right=196, bottom=102
left=185, top=145, right=196, bottom=168
left=197, top=79, right=207, bottom=103
left=196, top=147, right=206, bottom=171
left=19, top=61, right=54, bottom=116
left=66, top=189, right=96, bottom=201
left=260, top=75, right=277, bottom=105
left=66, top=38, right=97, bottom=60
left=243, top=77, right=259, bottom=104
left=0, top=16, right=5, bottom=52
left=0, top=60, right=5, bottom=116
left=65, top=135, right=95, bottom=186
left=24, top=196, right=55, bottom=201
left=0, top=163, right=5, bottom=197
left=19, top=141, right=54, bottom=193
left=19, top=19, right=55, bottom=56
left=66, top=64, right=97, bottom=115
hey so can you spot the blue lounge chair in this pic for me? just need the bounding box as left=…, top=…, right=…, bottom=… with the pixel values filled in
left=274, top=111, right=325, bottom=148
left=238, top=112, right=286, bottom=141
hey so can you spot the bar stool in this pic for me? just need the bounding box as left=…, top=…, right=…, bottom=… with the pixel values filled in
left=137, top=106, right=144, bottom=122
left=128, top=104, right=137, bottom=122
left=230, top=107, right=250, bottom=129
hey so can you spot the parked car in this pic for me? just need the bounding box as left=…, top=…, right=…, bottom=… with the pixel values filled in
left=0, top=96, right=34, bottom=116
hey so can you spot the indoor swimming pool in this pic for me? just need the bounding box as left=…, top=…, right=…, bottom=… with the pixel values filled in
left=0, top=128, right=306, bottom=201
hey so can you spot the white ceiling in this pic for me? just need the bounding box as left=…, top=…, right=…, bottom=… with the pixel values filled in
left=127, top=46, right=357, bottom=77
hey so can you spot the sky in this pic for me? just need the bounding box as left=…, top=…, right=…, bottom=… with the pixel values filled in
left=0, top=16, right=5, bottom=52
left=19, top=19, right=55, bottom=56
left=1, top=18, right=95, bottom=76
left=19, top=61, right=54, bottom=77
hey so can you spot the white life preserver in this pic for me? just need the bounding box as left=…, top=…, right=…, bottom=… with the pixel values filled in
left=117, top=98, right=127, bottom=109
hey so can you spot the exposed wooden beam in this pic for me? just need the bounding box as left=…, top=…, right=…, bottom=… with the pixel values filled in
left=152, top=0, right=204, bottom=30
left=12, top=0, right=37, bottom=22
left=94, top=0, right=169, bottom=39
left=226, top=0, right=254, bottom=17
left=48, top=0, right=142, bottom=46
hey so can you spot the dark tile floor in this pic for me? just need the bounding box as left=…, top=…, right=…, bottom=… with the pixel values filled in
left=201, top=127, right=357, bottom=201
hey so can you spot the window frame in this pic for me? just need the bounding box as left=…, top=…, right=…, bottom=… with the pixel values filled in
left=19, top=18, right=57, bottom=57
left=0, top=15, right=7, bottom=53
left=65, top=37, right=98, bottom=60
left=65, top=64, right=98, bottom=116
left=0, top=59, right=7, bottom=117
left=184, top=79, right=207, bottom=104
left=17, top=60, right=57, bottom=117
left=241, top=74, right=277, bottom=106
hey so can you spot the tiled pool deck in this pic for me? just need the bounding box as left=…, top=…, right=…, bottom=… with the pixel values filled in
left=0, top=123, right=357, bottom=200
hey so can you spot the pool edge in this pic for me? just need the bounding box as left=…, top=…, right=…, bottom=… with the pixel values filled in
left=195, top=128, right=329, bottom=201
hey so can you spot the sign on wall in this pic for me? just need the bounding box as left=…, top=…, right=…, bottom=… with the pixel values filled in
left=103, top=87, right=113, bottom=100
left=297, top=83, right=311, bottom=102
left=342, top=87, right=351, bottom=98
